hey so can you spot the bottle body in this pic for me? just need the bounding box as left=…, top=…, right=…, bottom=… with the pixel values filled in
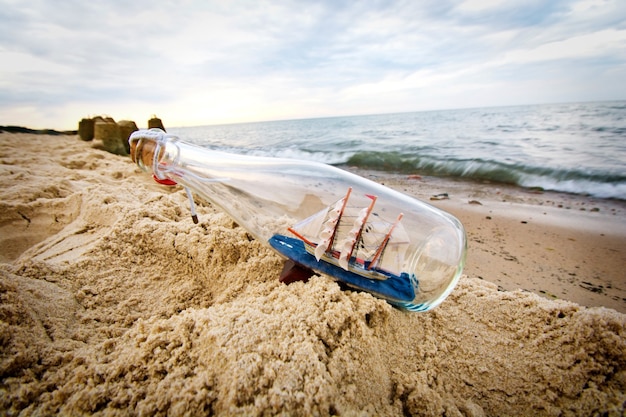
left=130, top=129, right=466, bottom=311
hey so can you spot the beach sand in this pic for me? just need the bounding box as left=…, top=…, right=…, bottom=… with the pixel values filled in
left=1, top=132, right=625, bottom=416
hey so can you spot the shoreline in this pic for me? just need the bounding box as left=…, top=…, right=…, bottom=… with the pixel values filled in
left=0, top=125, right=77, bottom=135
left=346, top=167, right=626, bottom=313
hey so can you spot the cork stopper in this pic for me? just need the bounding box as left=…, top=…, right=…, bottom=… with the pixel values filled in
left=130, top=136, right=159, bottom=169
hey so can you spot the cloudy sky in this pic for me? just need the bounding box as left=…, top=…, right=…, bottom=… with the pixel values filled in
left=1, top=0, right=625, bottom=129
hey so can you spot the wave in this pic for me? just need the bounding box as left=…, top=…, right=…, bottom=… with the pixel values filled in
left=193, top=146, right=626, bottom=199
left=344, top=151, right=626, bottom=200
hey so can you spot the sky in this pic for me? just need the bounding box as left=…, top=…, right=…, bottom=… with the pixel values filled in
left=1, top=0, right=625, bottom=130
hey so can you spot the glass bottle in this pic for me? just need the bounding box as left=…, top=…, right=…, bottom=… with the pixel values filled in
left=129, top=129, right=466, bottom=311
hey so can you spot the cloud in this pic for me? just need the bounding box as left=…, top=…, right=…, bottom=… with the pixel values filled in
left=498, top=28, right=626, bottom=65
left=0, top=0, right=625, bottom=129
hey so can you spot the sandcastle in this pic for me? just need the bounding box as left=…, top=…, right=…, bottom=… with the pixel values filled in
left=148, top=115, right=165, bottom=131
left=118, top=120, right=138, bottom=154
left=78, top=116, right=164, bottom=156
left=78, top=118, right=95, bottom=141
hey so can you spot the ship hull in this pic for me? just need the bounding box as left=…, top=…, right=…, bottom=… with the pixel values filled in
left=269, top=234, right=416, bottom=303
left=303, top=244, right=390, bottom=281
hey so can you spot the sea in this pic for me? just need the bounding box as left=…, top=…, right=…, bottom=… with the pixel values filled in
left=168, top=101, right=626, bottom=201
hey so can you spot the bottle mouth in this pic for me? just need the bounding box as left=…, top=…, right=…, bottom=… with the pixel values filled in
left=129, top=129, right=167, bottom=171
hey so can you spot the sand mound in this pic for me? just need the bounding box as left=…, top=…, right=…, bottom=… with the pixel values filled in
left=1, top=133, right=625, bottom=416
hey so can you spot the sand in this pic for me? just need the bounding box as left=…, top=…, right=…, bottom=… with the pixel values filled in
left=1, top=132, right=625, bottom=416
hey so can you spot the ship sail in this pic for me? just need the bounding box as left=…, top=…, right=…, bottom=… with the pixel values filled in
left=355, top=219, right=392, bottom=260
left=288, top=188, right=351, bottom=250
left=315, top=195, right=347, bottom=260
left=338, top=207, right=367, bottom=269
left=368, top=215, right=409, bottom=275
left=289, top=207, right=326, bottom=243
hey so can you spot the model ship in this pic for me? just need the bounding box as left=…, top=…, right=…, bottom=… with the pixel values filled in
left=269, top=187, right=417, bottom=303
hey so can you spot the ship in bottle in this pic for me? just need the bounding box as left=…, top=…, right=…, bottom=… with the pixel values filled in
left=129, top=129, right=466, bottom=312
left=269, top=187, right=417, bottom=304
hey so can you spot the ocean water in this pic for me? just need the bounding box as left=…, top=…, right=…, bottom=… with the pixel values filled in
left=169, top=101, right=626, bottom=200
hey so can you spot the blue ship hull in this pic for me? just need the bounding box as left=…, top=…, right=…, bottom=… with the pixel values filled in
left=269, top=234, right=416, bottom=303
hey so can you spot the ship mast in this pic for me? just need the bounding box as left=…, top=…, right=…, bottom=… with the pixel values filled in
left=367, top=212, right=404, bottom=270
left=326, top=187, right=352, bottom=254
left=339, top=194, right=377, bottom=269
